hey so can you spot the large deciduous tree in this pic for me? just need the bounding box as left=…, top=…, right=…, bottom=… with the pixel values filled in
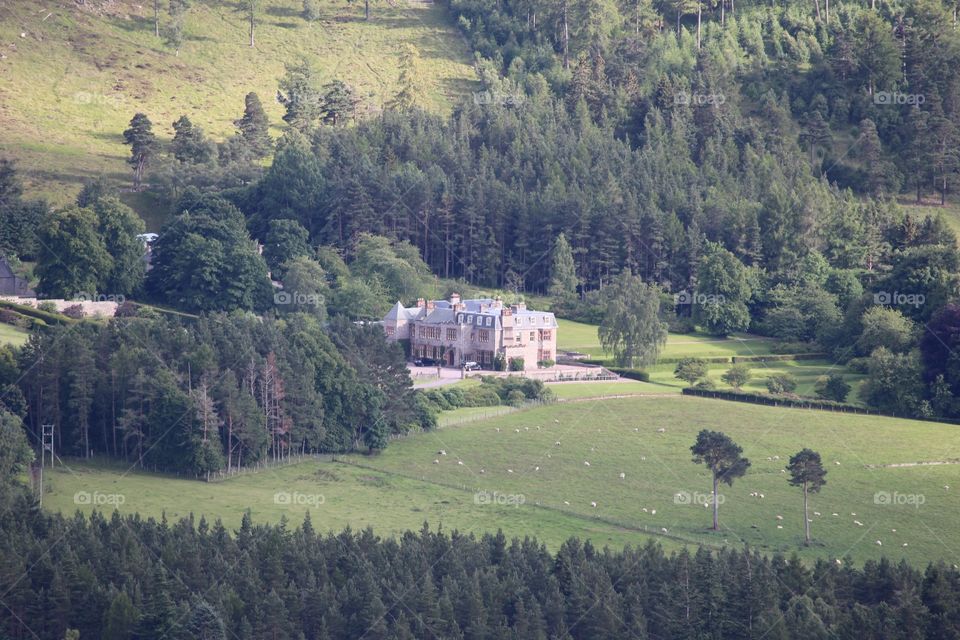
left=598, top=270, right=667, bottom=367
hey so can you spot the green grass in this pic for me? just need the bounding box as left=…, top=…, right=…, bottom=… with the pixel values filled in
left=546, top=379, right=680, bottom=400
left=0, top=323, right=30, bottom=346
left=42, top=458, right=685, bottom=553
left=43, top=395, right=960, bottom=564
left=557, top=319, right=777, bottom=360
left=0, top=0, right=476, bottom=212
left=349, top=396, right=960, bottom=565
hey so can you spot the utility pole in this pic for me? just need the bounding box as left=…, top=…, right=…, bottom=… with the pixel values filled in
left=39, top=424, right=54, bottom=507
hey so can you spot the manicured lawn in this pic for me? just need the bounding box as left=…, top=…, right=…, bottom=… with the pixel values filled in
left=546, top=379, right=680, bottom=400
left=557, top=319, right=777, bottom=360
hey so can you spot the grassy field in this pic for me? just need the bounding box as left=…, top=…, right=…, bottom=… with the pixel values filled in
left=44, top=395, right=960, bottom=565
left=0, top=0, right=476, bottom=210
left=558, top=319, right=778, bottom=360
left=0, top=323, right=29, bottom=346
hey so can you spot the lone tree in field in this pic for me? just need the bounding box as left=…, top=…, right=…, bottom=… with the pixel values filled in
left=167, top=0, right=190, bottom=56
left=122, top=113, right=157, bottom=190
left=691, top=430, right=750, bottom=530
left=246, top=0, right=258, bottom=47
left=786, top=449, right=827, bottom=544
left=674, top=358, right=709, bottom=386
left=598, top=270, right=668, bottom=368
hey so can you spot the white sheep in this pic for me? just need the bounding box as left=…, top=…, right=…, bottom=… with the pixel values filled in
left=834, top=461, right=841, bottom=465
left=457, top=460, right=464, bottom=466
left=902, top=543, right=908, bottom=547
left=835, top=559, right=842, bottom=565
left=619, top=472, right=626, bottom=480
left=777, top=525, right=783, bottom=529
left=591, top=501, right=597, bottom=508
left=480, top=469, right=485, bottom=474
left=563, top=501, right=570, bottom=505
left=554, top=419, right=560, bottom=423
left=814, top=512, right=821, bottom=516
left=854, top=520, right=863, bottom=526
left=775, top=515, right=784, bottom=520
left=507, top=469, right=514, bottom=473
left=759, top=494, right=765, bottom=499
left=534, top=466, right=540, bottom=471
left=584, top=461, right=591, bottom=466
left=876, top=540, right=882, bottom=546
left=642, top=508, right=648, bottom=513
left=651, top=509, right=656, bottom=515
left=773, top=455, right=780, bottom=461
left=515, top=429, right=520, bottom=433
left=438, top=450, right=447, bottom=456
left=495, top=428, right=501, bottom=433
left=555, top=441, right=562, bottom=447
left=657, top=427, right=666, bottom=433
left=661, top=527, right=668, bottom=534
left=433, top=459, right=440, bottom=464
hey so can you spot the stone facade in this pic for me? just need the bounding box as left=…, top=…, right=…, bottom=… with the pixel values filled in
left=382, top=294, right=557, bottom=371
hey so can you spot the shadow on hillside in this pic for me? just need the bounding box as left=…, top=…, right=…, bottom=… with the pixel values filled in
left=272, top=21, right=300, bottom=29
left=266, top=6, right=303, bottom=18
left=106, top=14, right=155, bottom=36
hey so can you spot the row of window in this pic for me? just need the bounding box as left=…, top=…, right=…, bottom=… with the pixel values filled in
left=412, top=327, right=552, bottom=343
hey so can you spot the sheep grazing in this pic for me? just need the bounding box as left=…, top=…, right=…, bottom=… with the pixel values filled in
left=555, top=441, right=562, bottom=447
left=903, top=543, right=908, bottom=547
left=457, top=461, right=464, bottom=466
left=945, top=485, right=950, bottom=490
left=775, top=515, right=784, bottom=520
left=642, top=508, right=648, bottom=513
left=777, top=525, right=783, bottom=529
left=438, top=450, right=447, bottom=456
left=591, top=501, right=597, bottom=508
left=832, top=513, right=839, bottom=516
left=876, top=540, right=882, bottom=546
left=656, top=427, right=666, bottom=433
left=515, top=429, right=520, bottom=433
left=480, top=469, right=485, bottom=474
left=534, top=466, right=540, bottom=472
left=767, top=457, right=772, bottom=461
left=651, top=509, right=656, bottom=515
left=835, top=559, right=842, bottom=565
left=834, top=461, right=841, bottom=465
left=495, top=428, right=501, bottom=433
left=584, top=461, right=591, bottom=466
left=749, top=492, right=757, bottom=497
left=507, top=469, right=514, bottom=473
left=640, top=456, right=646, bottom=461
left=772, top=455, right=780, bottom=461
left=563, top=501, right=570, bottom=505
left=433, top=459, right=440, bottom=464
left=619, top=472, right=626, bottom=480
left=759, top=494, right=765, bottom=499
left=553, top=419, right=560, bottom=423
left=633, top=427, right=639, bottom=432
left=661, top=528, right=669, bottom=534
left=536, top=426, right=541, bottom=430
left=814, top=512, right=821, bottom=516
left=854, top=520, right=864, bottom=526
left=891, top=529, right=897, bottom=532
left=524, top=426, right=529, bottom=431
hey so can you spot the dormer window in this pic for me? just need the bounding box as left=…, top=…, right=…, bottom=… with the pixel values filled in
left=458, top=314, right=464, bottom=323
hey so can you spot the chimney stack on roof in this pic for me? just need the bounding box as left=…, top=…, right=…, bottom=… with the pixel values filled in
left=416, top=298, right=426, bottom=308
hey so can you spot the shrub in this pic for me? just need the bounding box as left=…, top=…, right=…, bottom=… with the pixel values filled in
left=694, top=378, right=716, bottom=390
left=674, top=358, right=708, bottom=386
left=508, top=357, right=525, bottom=371
left=721, top=364, right=752, bottom=389
left=0, top=309, right=21, bottom=326
left=114, top=301, right=140, bottom=317
left=493, top=353, right=506, bottom=371
left=37, top=301, right=58, bottom=314
left=815, top=373, right=851, bottom=402
left=507, top=389, right=526, bottom=407
left=766, top=373, right=798, bottom=394
left=537, top=359, right=555, bottom=368
left=607, top=367, right=650, bottom=382
left=62, top=304, right=86, bottom=319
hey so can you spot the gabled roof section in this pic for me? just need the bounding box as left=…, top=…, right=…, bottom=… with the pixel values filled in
left=384, top=301, right=407, bottom=322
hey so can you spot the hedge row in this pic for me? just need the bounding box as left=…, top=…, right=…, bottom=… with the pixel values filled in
left=731, top=353, right=828, bottom=363
left=0, top=300, right=73, bottom=326
left=682, top=387, right=960, bottom=424
left=606, top=367, right=650, bottom=382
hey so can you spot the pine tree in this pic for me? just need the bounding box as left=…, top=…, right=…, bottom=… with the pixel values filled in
left=389, top=45, right=426, bottom=112
left=122, top=113, right=157, bottom=189
left=786, top=449, right=827, bottom=544
left=690, top=430, right=750, bottom=530
left=234, top=92, right=273, bottom=158
left=548, top=232, right=578, bottom=312
left=320, top=80, right=359, bottom=126
left=278, top=59, right=323, bottom=131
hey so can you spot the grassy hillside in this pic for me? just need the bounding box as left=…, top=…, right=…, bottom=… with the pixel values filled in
left=45, top=394, right=960, bottom=564
left=0, top=0, right=476, bottom=207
